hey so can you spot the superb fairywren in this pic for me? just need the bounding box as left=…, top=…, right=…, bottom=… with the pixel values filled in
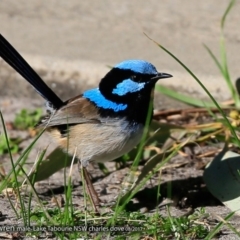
left=0, top=34, right=172, bottom=211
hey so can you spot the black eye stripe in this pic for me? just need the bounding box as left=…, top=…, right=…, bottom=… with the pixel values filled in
left=99, top=68, right=156, bottom=101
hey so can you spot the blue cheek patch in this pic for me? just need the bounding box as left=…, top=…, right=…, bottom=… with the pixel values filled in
left=83, top=88, right=127, bottom=112
left=115, top=60, right=158, bottom=75
left=112, top=79, right=145, bottom=96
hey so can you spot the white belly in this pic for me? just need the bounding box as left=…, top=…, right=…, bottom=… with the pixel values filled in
left=93, top=123, right=144, bottom=163
left=65, top=119, right=144, bottom=166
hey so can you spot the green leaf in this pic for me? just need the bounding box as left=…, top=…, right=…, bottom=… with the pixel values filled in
left=204, top=150, right=240, bottom=215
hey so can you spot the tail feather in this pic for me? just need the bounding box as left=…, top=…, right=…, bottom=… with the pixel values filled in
left=0, top=34, right=64, bottom=109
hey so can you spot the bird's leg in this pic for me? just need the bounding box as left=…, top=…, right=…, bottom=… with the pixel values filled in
left=82, top=166, right=101, bottom=213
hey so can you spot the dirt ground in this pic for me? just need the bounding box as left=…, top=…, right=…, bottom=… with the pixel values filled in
left=1, top=96, right=240, bottom=239
left=1, top=1, right=240, bottom=239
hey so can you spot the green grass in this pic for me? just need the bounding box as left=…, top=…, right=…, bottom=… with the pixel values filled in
left=22, top=206, right=209, bottom=239
left=13, top=108, right=42, bottom=130
left=0, top=104, right=212, bottom=239
left=0, top=101, right=231, bottom=239
left=0, top=134, right=20, bottom=155
left=155, top=0, right=238, bottom=109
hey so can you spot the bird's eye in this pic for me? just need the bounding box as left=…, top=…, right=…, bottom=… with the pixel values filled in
left=131, top=75, right=137, bottom=81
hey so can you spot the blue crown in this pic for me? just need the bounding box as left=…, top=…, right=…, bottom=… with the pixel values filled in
left=114, top=60, right=158, bottom=75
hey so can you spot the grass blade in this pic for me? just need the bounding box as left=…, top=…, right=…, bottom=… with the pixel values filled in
left=221, top=0, right=236, bottom=29
left=144, top=33, right=240, bottom=148
left=203, top=44, right=224, bottom=76
left=156, top=84, right=218, bottom=108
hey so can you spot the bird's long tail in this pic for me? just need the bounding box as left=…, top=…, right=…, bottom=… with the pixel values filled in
left=0, top=34, right=64, bottom=109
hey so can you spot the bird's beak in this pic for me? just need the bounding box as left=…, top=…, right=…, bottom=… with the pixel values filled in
left=151, top=72, right=173, bottom=81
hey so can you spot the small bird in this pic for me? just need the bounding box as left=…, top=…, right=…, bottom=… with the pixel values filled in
left=0, top=34, right=172, bottom=211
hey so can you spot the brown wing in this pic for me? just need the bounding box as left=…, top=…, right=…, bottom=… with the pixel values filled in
left=39, top=95, right=101, bottom=127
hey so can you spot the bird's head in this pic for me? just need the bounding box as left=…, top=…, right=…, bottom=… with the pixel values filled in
left=99, top=59, right=172, bottom=103
left=83, top=60, right=172, bottom=122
